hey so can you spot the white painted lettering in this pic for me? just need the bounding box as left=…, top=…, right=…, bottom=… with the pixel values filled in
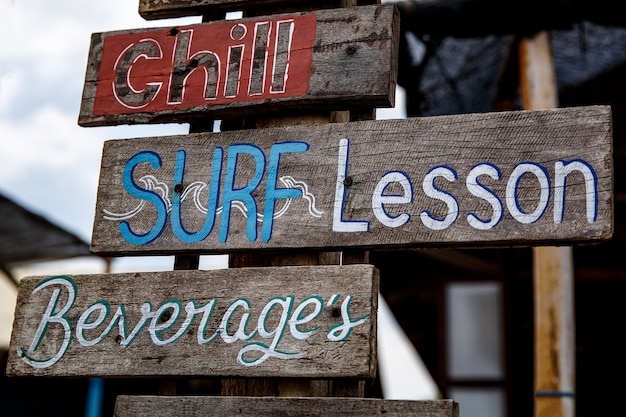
left=506, top=162, right=550, bottom=224
left=21, top=277, right=370, bottom=370
left=466, top=163, right=503, bottom=230
left=554, top=159, right=598, bottom=224
left=327, top=296, right=370, bottom=342
left=420, top=166, right=459, bottom=230
left=372, top=170, right=413, bottom=228
left=333, top=138, right=369, bottom=232
left=18, top=277, right=76, bottom=369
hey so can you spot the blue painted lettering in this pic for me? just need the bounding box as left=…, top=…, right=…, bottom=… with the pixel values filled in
left=220, top=144, right=266, bottom=242
left=120, top=151, right=168, bottom=244
left=171, top=148, right=223, bottom=243
left=262, top=142, right=309, bottom=242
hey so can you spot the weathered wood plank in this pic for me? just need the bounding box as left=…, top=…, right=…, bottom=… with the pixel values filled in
left=6, top=265, right=378, bottom=378
left=78, top=5, right=399, bottom=127
left=138, top=0, right=381, bottom=20
left=113, top=396, right=459, bottom=416
left=90, top=105, right=613, bottom=256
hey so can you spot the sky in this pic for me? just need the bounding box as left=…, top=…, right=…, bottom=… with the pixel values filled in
left=0, top=0, right=438, bottom=401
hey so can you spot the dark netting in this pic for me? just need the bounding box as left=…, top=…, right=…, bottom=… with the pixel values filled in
left=399, top=33, right=513, bottom=116
left=395, top=0, right=626, bottom=117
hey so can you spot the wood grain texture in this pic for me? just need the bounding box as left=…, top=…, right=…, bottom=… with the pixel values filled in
left=113, top=396, right=459, bottom=416
left=7, top=265, right=378, bottom=378
left=138, top=0, right=382, bottom=20
left=78, top=5, right=399, bottom=127
left=90, top=106, right=613, bottom=256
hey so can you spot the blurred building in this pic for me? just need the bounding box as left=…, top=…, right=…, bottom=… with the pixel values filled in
left=372, top=1, right=626, bottom=415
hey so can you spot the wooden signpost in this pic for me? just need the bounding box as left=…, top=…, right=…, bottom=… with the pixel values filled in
left=113, top=396, right=459, bottom=417
left=78, top=4, right=399, bottom=126
left=90, top=106, right=612, bottom=255
left=138, top=0, right=380, bottom=20
left=7, top=265, right=377, bottom=379
left=7, top=0, right=615, bottom=415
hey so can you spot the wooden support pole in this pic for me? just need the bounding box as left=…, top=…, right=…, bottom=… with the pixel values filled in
left=221, top=112, right=338, bottom=398
left=519, top=32, right=558, bottom=110
left=222, top=111, right=370, bottom=398
left=160, top=122, right=214, bottom=395
left=163, top=38, right=222, bottom=393
left=518, top=31, right=576, bottom=417
left=221, top=1, right=377, bottom=398
left=161, top=256, right=202, bottom=396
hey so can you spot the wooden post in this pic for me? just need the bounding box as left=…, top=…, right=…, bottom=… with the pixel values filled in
left=519, top=31, right=576, bottom=417
left=221, top=0, right=376, bottom=399
left=222, top=0, right=380, bottom=397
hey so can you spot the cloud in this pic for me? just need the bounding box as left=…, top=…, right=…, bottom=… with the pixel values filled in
left=0, top=0, right=198, bottom=239
left=0, top=104, right=188, bottom=239
left=0, top=0, right=200, bottom=117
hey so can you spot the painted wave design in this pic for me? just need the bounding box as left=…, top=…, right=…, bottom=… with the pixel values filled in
left=103, top=175, right=323, bottom=222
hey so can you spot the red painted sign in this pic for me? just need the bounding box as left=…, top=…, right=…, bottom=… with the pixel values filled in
left=93, top=15, right=316, bottom=115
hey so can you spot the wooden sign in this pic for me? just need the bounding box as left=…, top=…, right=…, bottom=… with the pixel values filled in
left=114, top=396, right=459, bottom=417
left=6, top=265, right=378, bottom=378
left=78, top=4, right=399, bottom=127
left=90, top=105, right=613, bottom=256
left=139, top=0, right=377, bottom=20
left=138, top=0, right=380, bottom=20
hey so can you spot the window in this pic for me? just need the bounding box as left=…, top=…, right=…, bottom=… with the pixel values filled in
left=446, top=282, right=506, bottom=417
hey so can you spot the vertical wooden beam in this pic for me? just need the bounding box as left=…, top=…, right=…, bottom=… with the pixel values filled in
left=531, top=247, right=575, bottom=417
left=160, top=257, right=202, bottom=396
left=222, top=1, right=378, bottom=398
left=519, top=32, right=558, bottom=109
left=165, top=18, right=223, bottom=390
left=159, top=120, right=212, bottom=395
left=518, top=31, right=576, bottom=417
left=222, top=112, right=347, bottom=398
